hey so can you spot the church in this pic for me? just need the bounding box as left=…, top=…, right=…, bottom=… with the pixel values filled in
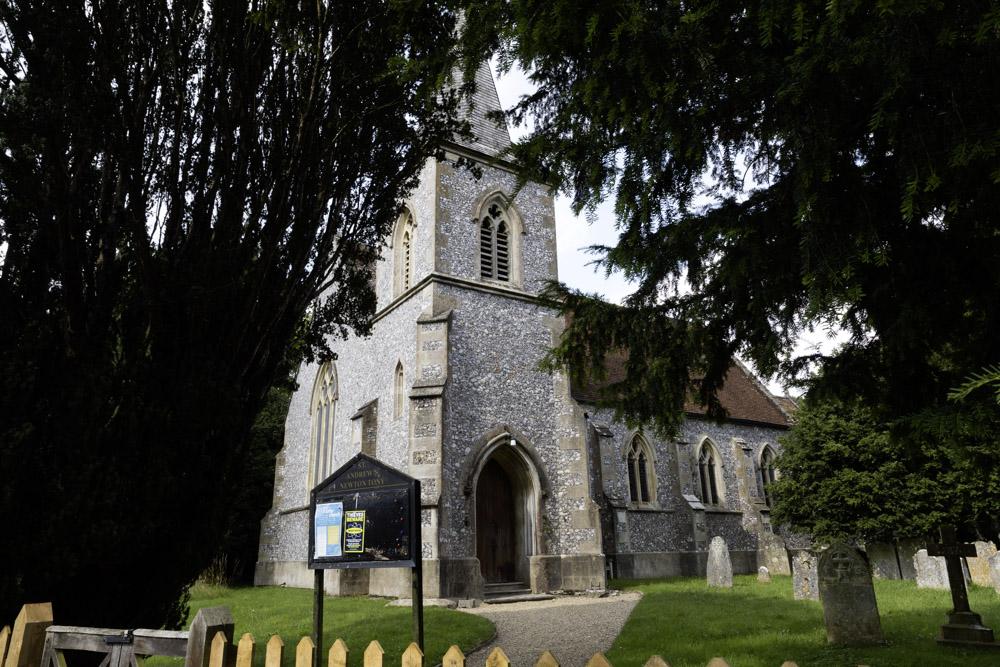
left=254, top=64, right=795, bottom=599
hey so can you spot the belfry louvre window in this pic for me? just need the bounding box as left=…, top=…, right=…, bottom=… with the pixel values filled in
left=626, top=437, right=654, bottom=504
left=480, top=203, right=510, bottom=281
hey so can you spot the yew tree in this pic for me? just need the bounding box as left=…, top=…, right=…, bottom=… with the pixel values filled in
left=477, top=1, right=1000, bottom=436
left=0, top=0, right=467, bottom=626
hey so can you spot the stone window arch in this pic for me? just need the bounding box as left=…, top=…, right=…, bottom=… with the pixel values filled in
left=308, top=361, right=338, bottom=493
left=474, top=191, right=523, bottom=287
left=393, top=360, right=405, bottom=420
left=758, top=444, right=778, bottom=507
left=695, top=438, right=724, bottom=506
left=392, top=208, right=415, bottom=297
left=624, top=434, right=656, bottom=506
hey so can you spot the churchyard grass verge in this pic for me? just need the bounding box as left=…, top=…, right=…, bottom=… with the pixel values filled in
left=146, top=585, right=493, bottom=667
left=607, top=576, right=1000, bottom=667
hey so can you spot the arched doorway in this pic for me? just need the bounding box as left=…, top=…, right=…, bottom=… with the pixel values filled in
left=476, top=459, right=517, bottom=582
left=471, top=436, right=542, bottom=586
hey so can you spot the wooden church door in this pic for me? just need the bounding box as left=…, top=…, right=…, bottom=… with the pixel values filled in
left=476, top=458, right=517, bottom=582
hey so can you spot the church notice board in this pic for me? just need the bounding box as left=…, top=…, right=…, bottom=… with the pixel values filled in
left=309, top=453, right=419, bottom=569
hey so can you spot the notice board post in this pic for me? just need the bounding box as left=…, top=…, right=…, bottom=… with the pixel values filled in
left=309, top=454, right=424, bottom=658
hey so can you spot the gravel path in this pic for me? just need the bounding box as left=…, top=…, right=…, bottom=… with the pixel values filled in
left=457, top=592, right=642, bottom=667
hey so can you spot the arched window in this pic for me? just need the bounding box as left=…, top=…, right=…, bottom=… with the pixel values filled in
left=402, top=229, right=412, bottom=290
left=393, top=210, right=415, bottom=297
left=309, top=362, right=337, bottom=490
left=625, top=435, right=656, bottom=505
left=480, top=202, right=511, bottom=282
left=696, top=440, right=723, bottom=506
left=393, top=361, right=405, bottom=420
left=759, top=445, right=778, bottom=507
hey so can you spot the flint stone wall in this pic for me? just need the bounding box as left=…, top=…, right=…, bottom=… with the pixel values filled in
left=439, top=283, right=598, bottom=558
left=436, top=158, right=556, bottom=295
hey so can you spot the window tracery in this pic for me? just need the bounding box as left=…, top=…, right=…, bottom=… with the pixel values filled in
left=626, top=435, right=655, bottom=505
left=696, top=440, right=723, bottom=506
left=309, top=362, right=338, bottom=491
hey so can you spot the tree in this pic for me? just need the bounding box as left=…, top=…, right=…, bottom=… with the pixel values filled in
left=0, top=0, right=467, bottom=627
left=769, top=394, right=1000, bottom=543
left=474, top=0, right=1000, bottom=439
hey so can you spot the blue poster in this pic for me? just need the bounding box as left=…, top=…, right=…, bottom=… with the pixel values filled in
left=314, top=502, right=344, bottom=558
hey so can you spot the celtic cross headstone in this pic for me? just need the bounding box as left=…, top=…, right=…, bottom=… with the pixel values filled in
left=927, top=526, right=1000, bottom=649
left=817, top=542, right=883, bottom=644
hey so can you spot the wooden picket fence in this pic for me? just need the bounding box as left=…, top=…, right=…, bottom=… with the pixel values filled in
left=1, top=603, right=868, bottom=667
left=204, top=630, right=822, bottom=667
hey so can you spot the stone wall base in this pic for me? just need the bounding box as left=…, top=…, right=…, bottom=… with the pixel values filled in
left=529, top=554, right=606, bottom=592
left=254, top=560, right=370, bottom=595
left=613, top=550, right=758, bottom=579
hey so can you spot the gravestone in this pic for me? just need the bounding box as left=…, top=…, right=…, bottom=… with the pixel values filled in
left=967, top=541, right=998, bottom=587
left=896, top=538, right=923, bottom=580
left=818, top=542, right=883, bottom=644
left=865, top=541, right=901, bottom=580
left=914, top=549, right=950, bottom=590
left=928, top=526, right=1000, bottom=649
left=757, top=566, right=771, bottom=583
left=707, top=536, right=734, bottom=587
left=989, top=553, right=1000, bottom=595
left=792, top=550, right=819, bottom=601
left=757, top=531, right=791, bottom=576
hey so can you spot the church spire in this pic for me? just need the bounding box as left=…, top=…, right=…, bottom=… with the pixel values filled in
left=452, top=59, right=512, bottom=158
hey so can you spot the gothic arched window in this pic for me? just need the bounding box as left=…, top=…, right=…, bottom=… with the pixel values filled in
left=393, top=210, right=415, bottom=297
left=759, top=445, right=778, bottom=507
left=393, top=361, right=405, bottom=420
left=480, top=202, right=511, bottom=282
left=309, top=362, right=338, bottom=491
left=697, top=441, right=723, bottom=506
left=626, top=436, right=656, bottom=505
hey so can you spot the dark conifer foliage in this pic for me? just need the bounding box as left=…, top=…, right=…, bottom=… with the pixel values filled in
left=482, top=1, right=1000, bottom=435
left=0, top=0, right=467, bottom=627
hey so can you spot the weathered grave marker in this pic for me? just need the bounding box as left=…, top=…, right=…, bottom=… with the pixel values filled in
left=913, top=549, right=950, bottom=590
left=896, top=538, right=923, bottom=580
left=989, top=552, right=1000, bottom=595
left=757, top=532, right=791, bottom=576
left=928, top=527, right=1000, bottom=649
left=817, top=542, right=883, bottom=644
left=865, top=542, right=901, bottom=580
left=757, top=566, right=771, bottom=583
left=792, top=551, right=819, bottom=601
left=706, top=536, right=733, bottom=588
left=967, top=541, right=998, bottom=587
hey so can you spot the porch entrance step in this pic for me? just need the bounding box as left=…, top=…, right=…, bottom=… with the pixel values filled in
left=485, top=581, right=530, bottom=597
left=483, top=593, right=557, bottom=605
left=484, top=581, right=555, bottom=603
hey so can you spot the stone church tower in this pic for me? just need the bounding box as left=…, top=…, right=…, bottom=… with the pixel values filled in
left=254, top=63, right=607, bottom=598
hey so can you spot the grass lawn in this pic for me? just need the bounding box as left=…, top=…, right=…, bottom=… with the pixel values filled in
left=148, top=584, right=493, bottom=667
left=606, top=575, right=1000, bottom=667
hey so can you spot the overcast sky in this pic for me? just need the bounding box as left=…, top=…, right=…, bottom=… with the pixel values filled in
left=491, top=62, right=846, bottom=397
